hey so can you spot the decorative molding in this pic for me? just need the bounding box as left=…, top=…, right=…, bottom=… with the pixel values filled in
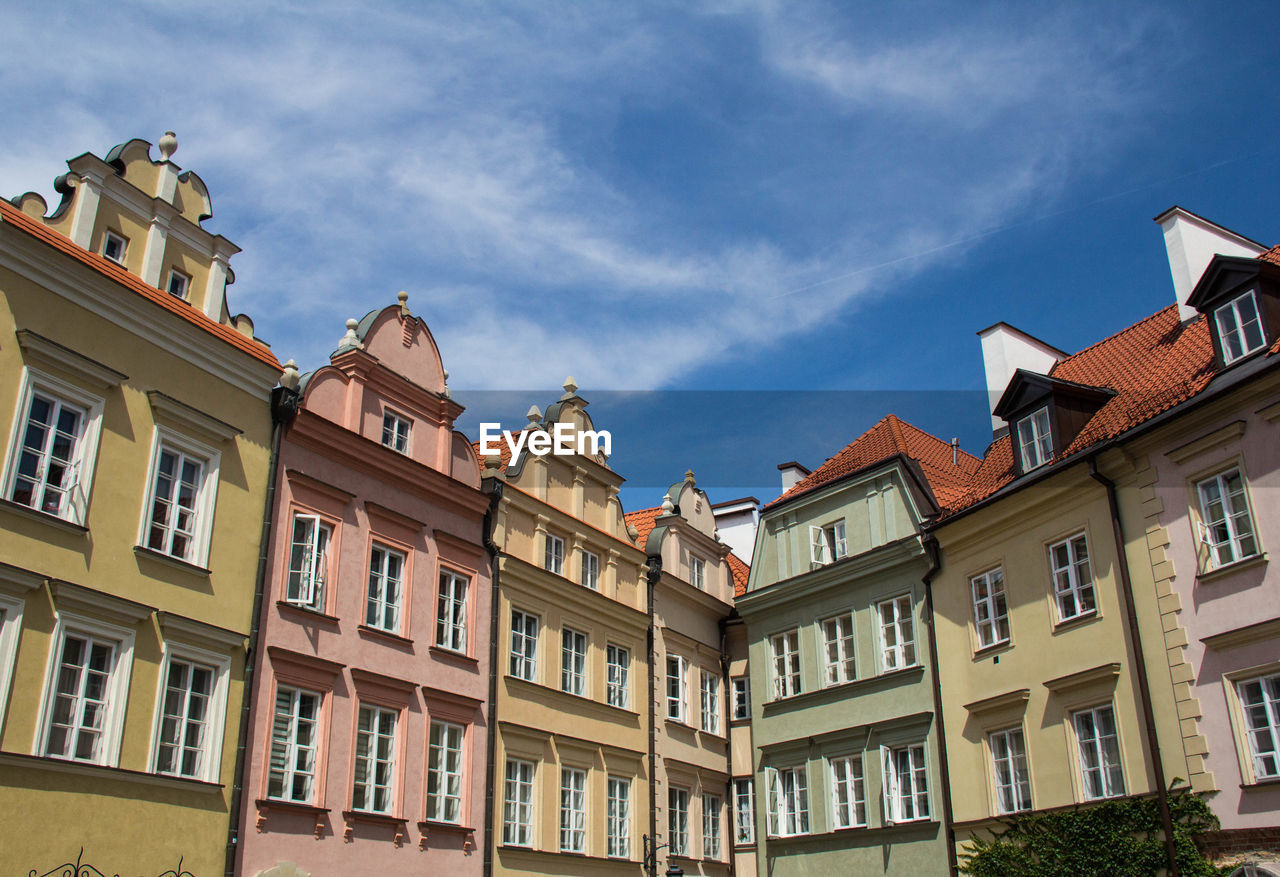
left=1202, top=617, right=1280, bottom=651
left=0, top=561, right=44, bottom=594
left=1043, top=662, right=1121, bottom=695
left=1256, top=398, right=1280, bottom=423
left=266, top=645, right=345, bottom=678
left=157, top=610, right=246, bottom=652
left=49, top=579, right=153, bottom=626
left=1164, top=420, right=1246, bottom=464
left=963, top=688, right=1031, bottom=716
left=364, top=500, right=426, bottom=535
left=283, top=468, right=355, bottom=504
left=15, top=329, right=127, bottom=388
left=147, top=390, right=242, bottom=443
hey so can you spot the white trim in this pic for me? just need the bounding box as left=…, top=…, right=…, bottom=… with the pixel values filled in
left=136, top=426, right=221, bottom=567
left=0, top=593, right=25, bottom=732
left=147, top=640, right=231, bottom=783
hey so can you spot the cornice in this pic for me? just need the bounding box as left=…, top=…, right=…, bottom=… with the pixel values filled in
left=501, top=483, right=645, bottom=559
left=738, top=535, right=925, bottom=613
left=497, top=555, right=648, bottom=624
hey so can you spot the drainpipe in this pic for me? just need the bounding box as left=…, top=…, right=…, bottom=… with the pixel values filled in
left=718, top=612, right=734, bottom=877
left=919, top=535, right=959, bottom=877
left=481, top=478, right=504, bottom=877
left=224, top=383, right=299, bottom=877
left=645, top=556, right=662, bottom=877
left=1088, top=458, right=1180, bottom=877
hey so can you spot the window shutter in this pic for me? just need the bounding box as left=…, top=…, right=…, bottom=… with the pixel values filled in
left=834, top=521, right=848, bottom=558
left=881, top=746, right=895, bottom=824
left=810, top=527, right=826, bottom=565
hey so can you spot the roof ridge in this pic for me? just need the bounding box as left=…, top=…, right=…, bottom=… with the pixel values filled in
left=886, top=413, right=908, bottom=454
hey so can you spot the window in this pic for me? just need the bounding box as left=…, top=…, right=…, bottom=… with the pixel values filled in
left=690, top=555, right=706, bottom=589
left=581, top=549, right=599, bottom=589
left=666, top=654, right=687, bottom=722
left=436, top=570, right=468, bottom=652
left=989, top=727, right=1032, bottom=814
left=509, top=609, right=538, bottom=682
left=766, top=766, right=809, bottom=837
left=822, top=614, right=856, bottom=685
left=700, top=669, right=720, bottom=734
left=427, top=720, right=464, bottom=822
left=1073, top=705, right=1124, bottom=799
left=668, top=786, right=689, bottom=855
left=503, top=758, right=535, bottom=846
left=42, top=630, right=125, bottom=764
left=366, top=544, right=405, bottom=633
left=704, top=793, right=722, bottom=859
left=381, top=410, right=410, bottom=453
left=1215, top=290, right=1266, bottom=364
left=267, top=686, right=321, bottom=803
left=877, top=595, right=916, bottom=671
left=1017, top=406, right=1053, bottom=471
left=606, top=644, right=629, bottom=709
left=102, top=230, right=127, bottom=264
left=607, top=775, right=630, bottom=858
left=732, top=676, right=750, bottom=721
left=883, top=744, right=930, bottom=823
left=1197, top=469, right=1258, bottom=569
left=285, top=513, right=331, bottom=611
left=544, top=532, right=564, bottom=575
left=770, top=629, right=800, bottom=699
left=1238, top=673, right=1280, bottom=780
left=154, top=657, right=215, bottom=779
left=0, top=595, right=25, bottom=732
left=830, top=756, right=866, bottom=829
left=143, top=439, right=213, bottom=563
left=6, top=387, right=90, bottom=523
left=971, top=568, right=1010, bottom=649
left=561, top=628, right=587, bottom=696
left=166, top=269, right=190, bottom=300
left=810, top=520, right=848, bottom=566
left=733, top=778, right=755, bottom=845
left=353, top=705, right=398, bottom=814
left=1049, top=533, right=1095, bottom=622
left=560, top=767, right=586, bottom=853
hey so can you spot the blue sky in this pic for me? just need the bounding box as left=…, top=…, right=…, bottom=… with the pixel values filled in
left=4, top=1, right=1280, bottom=506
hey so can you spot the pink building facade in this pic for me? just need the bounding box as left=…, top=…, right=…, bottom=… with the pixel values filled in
left=235, top=298, right=492, bottom=877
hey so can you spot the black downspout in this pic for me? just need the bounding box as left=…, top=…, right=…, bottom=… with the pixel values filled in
left=1089, top=458, right=1180, bottom=877
left=718, top=613, right=733, bottom=877
left=481, top=479, right=504, bottom=877
left=225, top=384, right=298, bottom=877
left=645, top=556, right=662, bottom=877
left=920, top=535, right=959, bottom=877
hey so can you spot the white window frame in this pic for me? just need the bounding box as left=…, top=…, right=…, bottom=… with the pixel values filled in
left=766, top=765, right=809, bottom=837
left=607, top=775, right=631, bottom=858
left=822, top=613, right=856, bottom=685
left=544, top=532, right=565, bottom=575
left=3, top=369, right=105, bottom=526
left=703, top=792, right=722, bottom=859
left=436, top=569, right=468, bottom=653
left=166, top=268, right=191, bottom=300
left=509, top=609, right=539, bottom=682
left=266, top=684, right=322, bottom=804
left=1237, top=672, right=1280, bottom=781
left=733, top=778, right=755, bottom=845
left=137, top=428, right=220, bottom=567
left=284, top=512, right=331, bottom=612
left=882, top=743, right=930, bottom=823
left=426, top=719, right=465, bottom=823
left=877, top=595, right=917, bottom=672
left=581, top=549, right=600, bottom=590
left=380, top=409, right=411, bottom=453
left=366, top=542, right=405, bottom=634
left=503, top=758, right=535, bottom=847
left=971, top=567, right=1010, bottom=649
left=1048, top=533, right=1096, bottom=623
left=810, top=519, right=848, bottom=566
left=1073, top=704, right=1125, bottom=800
left=561, top=627, right=587, bottom=696
left=690, top=554, right=706, bottom=590
left=606, top=643, right=630, bottom=709
left=731, top=676, right=750, bottom=721
left=989, top=726, right=1032, bottom=814
left=668, top=786, right=690, bottom=855
left=0, top=594, right=25, bottom=733
left=830, top=755, right=866, bottom=829
left=1197, top=468, right=1259, bottom=569
left=1215, top=289, right=1267, bottom=364
left=700, top=668, right=721, bottom=734
left=666, top=654, right=688, bottom=722
left=1017, top=406, right=1053, bottom=471
left=770, top=629, right=801, bottom=699
left=560, top=766, right=587, bottom=853
left=148, top=641, right=230, bottom=783
left=35, top=613, right=135, bottom=767
left=102, top=229, right=128, bottom=264
left=353, top=703, right=399, bottom=815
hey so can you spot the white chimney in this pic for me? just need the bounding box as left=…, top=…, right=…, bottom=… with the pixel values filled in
left=978, top=323, right=1066, bottom=432
left=1156, top=206, right=1264, bottom=322
left=777, top=461, right=811, bottom=493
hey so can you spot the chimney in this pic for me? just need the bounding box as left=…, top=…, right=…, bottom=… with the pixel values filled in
left=777, top=461, right=811, bottom=493
left=1155, top=206, right=1265, bottom=322
left=977, top=323, right=1066, bottom=433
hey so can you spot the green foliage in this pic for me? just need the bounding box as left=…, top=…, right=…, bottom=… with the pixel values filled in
left=959, top=786, right=1230, bottom=877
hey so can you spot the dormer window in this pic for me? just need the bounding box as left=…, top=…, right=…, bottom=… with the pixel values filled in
left=810, top=520, right=848, bottom=566
left=102, top=231, right=127, bottom=264
left=1214, top=290, right=1265, bottom=364
left=1016, top=407, right=1052, bottom=471
left=381, top=410, right=410, bottom=453
left=166, top=269, right=191, bottom=300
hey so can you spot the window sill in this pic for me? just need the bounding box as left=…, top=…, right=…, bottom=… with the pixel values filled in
left=278, top=601, right=341, bottom=626
left=764, top=665, right=925, bottom=711
left=429, top=645, right=478, bottom=664
left=0, top=751, right=223, bottom=793
left=1198, top=553, right=1268, bottom=584
left=256, top=797, right=331, bottom=816
left=1240, top=776, right=1280, bottom=790
left=1052, top=610, right=1099, bottom=634
left=973, top=640, right=1013, bottom=660
left=357, top=624, right=413, bottom=646
left=0, top=498, right=88, bottom=534
left=344, top=809, right=407, bottom=826
left=504, top=675, right=642, bottom=718
left=418, top=819, right=476, bottom=834
left=133, top=545, right=211, bottom=575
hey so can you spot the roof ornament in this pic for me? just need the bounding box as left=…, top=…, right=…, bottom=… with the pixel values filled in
left=337, top=318, right=362, bottom=352
left=561, top=376, right=578, bottom=400
left=158, top=131, right=178, bottom=162
left=279, top=359, right=301, bottom=391
left=397, top=290, right=410, bottom=315
left=661, top=494, right=675, bottom=514
left=685, top=469, right=696, bottom=484
left=526, top=405, right=543, bottom=426
left=627, top=524, right=640, bottom=540
left=442, top=367, right=451, bottom=399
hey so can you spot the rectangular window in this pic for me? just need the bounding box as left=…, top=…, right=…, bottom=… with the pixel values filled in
left=560, top=766, right=586, bottom=853
left=509, top=609, right=538, bottom=682
left=971, top=568, right=1010, bottom=649
left=878, top=595, right=916, bottom=671
left=1198, top=469, right=1258, bottom=568
left=1216, top=290, right=1266, bottom=364
left=381, top=410, right=410, bottom=453
left=883, top=744, right=930, bottom=823
left=1238, top=673, right=1280, bottom=780
left=366, top=543, right=405, bottom=633
left=1049, top=534, right=1096, bottom=622
left=8, top=390, right=88, bottom=522
left=43, top=632, right=119, bottom=763
left=690, top=555, right=706, bottom=589
left=822, top=613, right=856, bottom=685
left=502, top=758, right=535, bottom=846
left=830, top=755, right=866, bottom=829
left=704, top=793, right=722, bottom=859
left=166, top=268, right=190, bottom=300
left=666, top=654, right=687, bottom=721
left=154, top=657, right=214, bottom=779
left=353, top=704, right=398, bottom=814
left=1017, top=406, right=1053, bottom=470
left=267, top=686, right=321, bottom=803
left=700, top=669, right=720, bottom=734
left=544, top=532, right=564, bottom=575
left=102, top=230, right=127, bottom=264
left=285, top=513, right=331, bottom=611
left=582, top=549, right=600, bottom=589
left=607, top=775, right=630, bottom=858
left=561, top=628, right=587, bottom=696
left=668, top=786, right=689, bottom=855
left=1074, top=705, right=1125, bottom=799
left=770, top=629, right=801, bottom=699
left=427, top=720, right=464, bottom=822
left=990, top=727, right=1032, bottom=814
left=732, top=676, right=750, bottom=721
left=436, top=570, right=468, bottom=652
left=810, top=520, right=848, bottom=566
left=733, top=778, right=755, bottom=845
left=144, top=443, right=206, bottom=562
left=766, top=766, right=809, bottom=837
left=606, top=644, right=630, bottom=709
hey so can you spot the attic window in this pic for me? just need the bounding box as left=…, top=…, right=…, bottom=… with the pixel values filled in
left=381, top=410, right=410, bottom=454
left=1215, top=290, right=1266, bottom=364
left=166, top=269, right=190, bottom=300
left=1016, top=407, right=1052, bottom=471
left=810, top=520, right=848, bottom=567
left=102, top=231, right=127, bottom=264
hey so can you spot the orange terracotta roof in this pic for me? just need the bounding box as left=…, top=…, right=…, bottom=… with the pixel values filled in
left=1261, top=245, right=1280, bottom=266
left=727, top=552, right=751, bottom=597
left=766, top=414, right=983, bottom=512
left=624, top=506, right=662, bottom=550
left=471, top=430, right=521, bottom=472
left=0, top=199, right=280, bottom=370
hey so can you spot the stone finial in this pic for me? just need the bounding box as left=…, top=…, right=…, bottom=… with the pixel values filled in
left=279, top=359, right=302, bottom=391
left=561, top=376, right=578, bottom=400
left=158, top=131, right=178, bottom=161
left=441, top=368, right=451, bottom=399
left=337, top=318, right=362, bottom=352
left=685, top=469, right=696, bottom=484
left=661, top=494, right=675, bottom=514
left=484, top=454, right=502, bottom=470
left=627, top=524, right=639, bottom=540
left=526, top=405, right=543, bottom=425
left=397, top=290, right=410, bottom=314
